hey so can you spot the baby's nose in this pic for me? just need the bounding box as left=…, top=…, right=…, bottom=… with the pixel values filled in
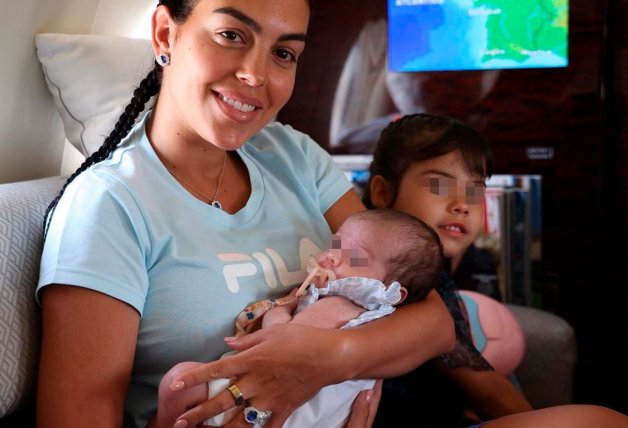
left=315, top=251, right=333, bottom=267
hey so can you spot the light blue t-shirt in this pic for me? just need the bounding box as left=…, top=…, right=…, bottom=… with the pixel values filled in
left=37, top=113, right=352, bottom=427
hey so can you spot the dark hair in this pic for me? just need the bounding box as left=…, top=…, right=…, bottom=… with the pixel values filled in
left=349, top=209, right=444, bottom=304
left=362, top=113, right=494, bottom=209
left=42, top=1, right=198, bottom=237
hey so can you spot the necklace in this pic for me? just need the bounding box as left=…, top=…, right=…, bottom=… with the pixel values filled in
left=168, top=152, right=227, bottom=210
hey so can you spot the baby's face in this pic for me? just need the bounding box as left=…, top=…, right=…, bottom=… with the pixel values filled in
left=313, top=219, right=388, bottom=285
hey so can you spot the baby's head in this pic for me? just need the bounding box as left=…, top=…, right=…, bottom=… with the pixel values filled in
left=314, top=209, right=444, bottom=304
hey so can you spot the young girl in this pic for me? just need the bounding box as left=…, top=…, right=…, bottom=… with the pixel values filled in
left=364, top=113, right=628, bottom=427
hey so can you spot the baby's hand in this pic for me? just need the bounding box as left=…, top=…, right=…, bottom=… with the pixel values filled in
left=298, top=255, right=336, bottom=295
left=261, top=289, right=300, bottom=329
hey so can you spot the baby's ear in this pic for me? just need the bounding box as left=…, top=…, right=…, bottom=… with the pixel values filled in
left=397, top=286, right=408, bottom=305
left=369, top=175, right=394, bottom=209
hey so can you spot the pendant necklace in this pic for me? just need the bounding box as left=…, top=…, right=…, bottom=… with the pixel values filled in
left=168, top=151, right=227, bottom=210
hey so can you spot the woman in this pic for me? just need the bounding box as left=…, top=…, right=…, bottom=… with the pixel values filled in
left=35, top=2, right=454, bottom=427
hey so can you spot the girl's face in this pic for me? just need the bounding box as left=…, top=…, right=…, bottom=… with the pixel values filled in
left=376, top=150, right=486, bottom=260
left=154, top=0, right=309, bottom=150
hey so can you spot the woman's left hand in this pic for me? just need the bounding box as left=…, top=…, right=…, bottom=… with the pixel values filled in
left=168, top=323, right=350, bottom=427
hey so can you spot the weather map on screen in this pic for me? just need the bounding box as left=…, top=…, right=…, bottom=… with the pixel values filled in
left=388, top=0, right=569, bottom=72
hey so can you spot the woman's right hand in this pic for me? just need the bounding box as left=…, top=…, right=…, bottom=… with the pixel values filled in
left=166, top=323, right=352, bottom=428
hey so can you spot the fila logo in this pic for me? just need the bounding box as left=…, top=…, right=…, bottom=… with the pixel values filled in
left=217, top=237, right=322, bottom=293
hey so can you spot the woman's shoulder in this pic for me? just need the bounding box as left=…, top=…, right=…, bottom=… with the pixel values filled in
left=244, top=121, right=335, bottom=174
left=257, top=120, right=308, bottom=138
left=66, top=142, right=157, bottom=214
left=85, top=121, right=158, bottom=190
left=60, top=166, right=141, bottom=221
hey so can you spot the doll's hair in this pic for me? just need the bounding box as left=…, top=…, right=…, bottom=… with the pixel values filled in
left=362, top=113, right=494, bottom=209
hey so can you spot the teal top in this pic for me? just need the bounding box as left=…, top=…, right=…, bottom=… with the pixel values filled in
left=38, top=113, right=352, bottom=427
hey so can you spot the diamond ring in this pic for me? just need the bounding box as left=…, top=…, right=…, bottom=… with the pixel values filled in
left=243, top=405, right=272, bottom=426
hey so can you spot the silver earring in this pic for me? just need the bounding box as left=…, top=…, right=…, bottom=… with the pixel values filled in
left=156, top=52, right=170, bottom=67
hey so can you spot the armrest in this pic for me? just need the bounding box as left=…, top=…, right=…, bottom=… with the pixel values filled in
left=0, top=176, right=65, bottom=418
left=507, top=304, right=577, bottom=408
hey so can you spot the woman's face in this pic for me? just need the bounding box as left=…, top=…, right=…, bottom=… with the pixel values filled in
left=388, top=150, right=486, bottom=259
left=157, top=0, right=309, bottom=150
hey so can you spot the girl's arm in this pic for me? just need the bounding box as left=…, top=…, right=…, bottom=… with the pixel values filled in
left=37, top=285, right=140, bottom=428
left=442, top=367, right=533, bottom=420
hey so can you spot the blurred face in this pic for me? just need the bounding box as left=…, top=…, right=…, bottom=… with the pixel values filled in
left=314, top=219, right=388, bottom=284
left=155, top=0, right=309, bottom=149
left=389, top=150, right=485, bottom=259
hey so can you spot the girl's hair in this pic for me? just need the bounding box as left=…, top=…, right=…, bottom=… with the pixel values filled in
left=362, top=113, right=494, bottom=208
left=42, top=0, right=198, bottom=237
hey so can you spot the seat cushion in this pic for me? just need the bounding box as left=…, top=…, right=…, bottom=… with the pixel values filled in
left=508, top=304, right=577, bottom=407
left=0, top=176, right=64, bottom=417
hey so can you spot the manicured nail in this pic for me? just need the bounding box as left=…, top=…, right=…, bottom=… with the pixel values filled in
left=170, top=380, right=185, bottom=391
left=173, top=419, right=189, bottom=428
left=365, top=390, right=374, bottom=403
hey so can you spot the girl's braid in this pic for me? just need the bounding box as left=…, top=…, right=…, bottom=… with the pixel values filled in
left=43, top=65, right=162, bottom=237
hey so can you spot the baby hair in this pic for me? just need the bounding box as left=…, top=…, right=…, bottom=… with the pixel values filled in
left=362, top=113, right=494, bottom=209
left=42, top=0, right=198, bottom=237
left=350, top=209, right=444, bottom=303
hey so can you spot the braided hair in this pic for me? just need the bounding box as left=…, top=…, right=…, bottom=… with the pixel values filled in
left=42, top=0, right=198, bottom=237
left=362, top=113, right=494, bottom=208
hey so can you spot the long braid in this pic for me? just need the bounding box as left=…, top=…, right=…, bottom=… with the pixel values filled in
left=43, top=65, right=162, bottom=238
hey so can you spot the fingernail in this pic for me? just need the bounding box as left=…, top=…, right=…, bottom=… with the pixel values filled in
left=365, top=390, right=374, bottom=403
left=173, top=419, right=189, bottom=428
left=224, top=336, right=235, bottom=342
left=170, top=380, right=185, bottom=391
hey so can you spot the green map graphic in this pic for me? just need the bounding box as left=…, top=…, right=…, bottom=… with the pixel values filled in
left=388, top=0, right=569, bottom=72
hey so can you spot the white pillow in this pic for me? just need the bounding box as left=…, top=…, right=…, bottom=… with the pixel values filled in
left=35, top=33, right=155, bottom=156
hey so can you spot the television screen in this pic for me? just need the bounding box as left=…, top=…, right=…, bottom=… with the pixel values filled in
left=388, top=0, right=569, bottom=72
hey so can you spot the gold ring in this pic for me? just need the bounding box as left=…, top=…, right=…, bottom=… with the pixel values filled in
left=227, top=383, right=245, bottom=406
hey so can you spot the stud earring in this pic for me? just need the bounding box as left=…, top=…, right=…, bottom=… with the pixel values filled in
left=156, top=52, right=170, bottom=67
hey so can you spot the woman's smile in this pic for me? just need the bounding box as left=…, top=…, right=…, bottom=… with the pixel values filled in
left=216, top=92, right=259, bottom=113
left=213, top=90, right=263, bottom=123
